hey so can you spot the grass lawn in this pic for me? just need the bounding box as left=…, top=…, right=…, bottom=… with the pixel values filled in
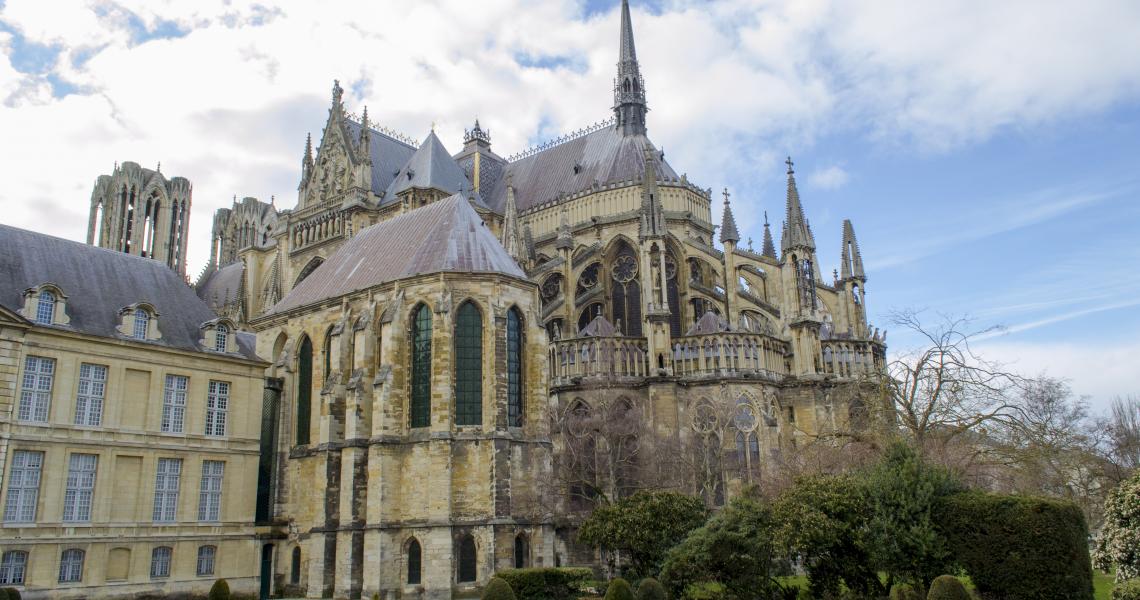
left=778, top=570, right=1117, bottom=598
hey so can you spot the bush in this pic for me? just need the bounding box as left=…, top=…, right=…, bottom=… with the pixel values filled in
left=1114, top=579, right=1140, bottom=600
left=208, top=579, right=231, bottom=600
left=636, top=577, right=667, bottom=600
left=936, top=491, right=1094, bottom=600
left=579, top=491, right=708, bottom=579
left=483, top=577, right=517, bottom=600
left=495, top=567, right=593, bottom=600
left=1096, top=471, right=1140, bottom=580
left=891, top=583, right=921, bottom=600
left=926, top=575, right=969, bottom=600
left=606, top=578, right=636, bottom=600
left=683, top=582, right=733, bottom=600
left=0, top=588, right=18, bottom=600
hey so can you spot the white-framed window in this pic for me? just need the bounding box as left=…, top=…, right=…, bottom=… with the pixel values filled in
left=197, top=460, right=224, bottom=522
left=3, top=450, right=43, bottom=523
left=150, top=546, right=172, bottom=578
left=35, top=289, right=56, bottom=324
left=58, top=548, right=85, bottom=583
left=214, top=324, right=229, bottom=352
left=196, top=545, right=216, bottom=576
left=152, top=458, right=182, bottom=523
left=205, top=381, right=229, bottom=437
left=0, top=550, right=28, bottom=585
left=63, top=453, right=98, bottom=523
left=161, top=375, right=188, bottom=433
left=18, top=355, right=55, bottom=422
left=133, top=308, right=150, bottom=340
left=75, top=363, right=107, bottom=426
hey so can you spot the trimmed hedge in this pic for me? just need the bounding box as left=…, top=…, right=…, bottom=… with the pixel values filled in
left=483, top=577, right=517, bottom=600
left=0, top=588, right=18, bottom=600
left=935, top=491, right=1094, bottom=600
left=891, top=583, right=921, bottom=600
left=494, top=567, right=592, bottom=600
left=926, top=575, right=969, bottom=600
left=636, top=577, right=667, bottom=600
left=208, top=579, right=231, bottom=600
left=606, top=578, right=635, bottom=600
left=1115, top=579, right=1140, bottom=600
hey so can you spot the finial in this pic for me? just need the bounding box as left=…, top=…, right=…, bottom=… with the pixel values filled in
left=156, top=161, right=161, bottom=173
left=722, top=187, right=730, bottom=204
left=332, top=79, right=343, bottom=105
left=764, top=210, right=769, bottom=226
left=271, top=195, right=275, bottom=205
left=431, top=120, right=436, bottom=132
left=786, top=156, right=794, bottom=174
left=361, top=105, right=369, bottom=126
left=748, top=237, right=753, bottom=251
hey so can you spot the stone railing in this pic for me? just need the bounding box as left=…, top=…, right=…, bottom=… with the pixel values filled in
left=291, top=210, right=346, bottom=252
left=672, top=332, right=788, bottom=379
left=820, top=340, right=879, bottom=378
left=548, top=336, right=649, bottom=386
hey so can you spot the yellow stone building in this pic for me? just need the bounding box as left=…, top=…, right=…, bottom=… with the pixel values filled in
left=0, top=226, right=268, bottom=598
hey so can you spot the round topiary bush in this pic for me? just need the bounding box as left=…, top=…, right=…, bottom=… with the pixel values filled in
left=891, top=583, right=921, bottom=600
left=926, top=575, right=969, bottom=600
left=605, top=578, right=636, bottom=600
left=483, top=577, right=518, bottom=600
left=636, top=577, right=667, bottom=600
left=208, top=578, right=231, bottom=600
left=1114, top=579, right=1140, bottom=600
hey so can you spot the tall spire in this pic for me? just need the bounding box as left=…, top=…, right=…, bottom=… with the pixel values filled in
left=302, top=132, right=314, bottom=178
left=839, top=219, right=866, bottom=280
left=719, top=187, right=740, bottom=245
left=761, top=211, right=777, bottom=258
left=358, top=106, right=372, bottom=162
left=781, top=156, right=815, bottom=254
left=613, top=0, right=648, bottom=136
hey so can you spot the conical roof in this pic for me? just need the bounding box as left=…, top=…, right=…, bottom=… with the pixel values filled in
left=383, top=131, right=470, bottom=201
left=781, top=157, right=815, bottom=253
left=840, top=219, right=866, bottom=280
left=719, top=188, right=740, bottom=244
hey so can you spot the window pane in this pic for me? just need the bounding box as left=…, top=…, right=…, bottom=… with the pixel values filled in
left=206, top=381, right=229, bottom=437
left=410, top=305, right=432, bottom=428
left=63, top=454, right=98, bottom=522
left=75, top=363, right=107, bottom=426
left=59, top=549, right=85, bottom=583
left=198, top=460, right=224, bottom=522
left=454, top=303, right=482, bottom=426
left=36, top=290, right=55, bottom=324
left=18, top=356, right=54, bottom=422
left=197, top=545, right=216, bottom=576
left=3, top=450, right=43, bottom=523
left=151, top=547, right=172, bottom=578
left=457, top=535, right=477, bottom=583
left=133, top=308, right=149, bottom=340
left=407, top=539, right=421, bottom=584
left=162, top=375, right=188, bottom=433
left=507, top=309, right=523, bottom=427
left=153, top=458, right=182, bottom=523
left=0, top=550, right=29, bottom=585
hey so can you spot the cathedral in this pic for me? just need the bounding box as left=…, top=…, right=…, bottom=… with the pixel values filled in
left=0, top=1, right=885, bottom=599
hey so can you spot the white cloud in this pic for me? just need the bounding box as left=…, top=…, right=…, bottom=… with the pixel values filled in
left=807, top=165, right=848, bottom=190
left=976, top=340, right=1140, bottom=413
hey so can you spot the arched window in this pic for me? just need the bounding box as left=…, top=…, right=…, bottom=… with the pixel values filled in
left=456, top=534, right=477, bottom=583
left=214, top=324, right=228, bottom=352
left=196, top=545, right=216, bottom=576
left=323, top=326, right=335, bottom=381
left=665, top=251, right=682, bottom=337
left=455, top=302, right=483, bottom=426
left=410, top=304, right=433, bottom=428
left=290, top=547, right=302, bottom=585
left=150, top=546, right=173, bottom=578
left=36, top=289, right=56, bottom=325
left=58, top=548, right=84, bottom=583
left=514, top=534, right=528, bottom=569
left=610, top=243, right=642, bottom=336
left=296, top=336, right=313, bottom=445
left=133, top=308, right=150, bottom=340
left=0, top=550, right=28, bottom=585
left=507, top=308, right=524, bottom=427
left=407, top=538, right=422, bottom=585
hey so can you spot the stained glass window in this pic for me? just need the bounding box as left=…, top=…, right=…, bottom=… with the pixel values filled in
left=407, top=539, right=422, bottom=584
left=410, top=305, right=433, bottom=428
left=297, top=337, right=313, bottom=444
left=507, top=308, right=523, bottom=427
left=454, top=302, right=483, bottom=426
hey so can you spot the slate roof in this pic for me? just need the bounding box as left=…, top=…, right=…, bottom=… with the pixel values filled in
left=0, top=224, right=259, bottom=359
left=196, top=260, right=245, bottom=313
left=483, top=127, right=680, bottom=213
left=266, top=194, right=526, bottom=315
left=382, top=131, right=470, bottom=204
left=342, top=118, right=418, bottom=197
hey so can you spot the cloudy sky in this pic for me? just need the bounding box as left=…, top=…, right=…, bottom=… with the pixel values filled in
left=1, top=0, right=1138, bottom=411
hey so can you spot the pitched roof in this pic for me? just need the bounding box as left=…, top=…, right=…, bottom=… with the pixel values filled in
left=0, top=224, right=259, bottom=359
left=382, top=131, right=470, bottom=203
left=685, top=311, right=732, bottom=335
left=342, top=118, right=418, bottom=197
left=266, top=194, right=525, bottom=315
left=196, top=260, right=245, bottom=313
left=483, top=127, right=679, bottom=213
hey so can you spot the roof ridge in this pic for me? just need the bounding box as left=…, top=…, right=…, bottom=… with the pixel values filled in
left=506, top=117, right=616, bottom=162
left=0, top=223, right=182, bottom=270
left=344, top=115, right=418, bottom=148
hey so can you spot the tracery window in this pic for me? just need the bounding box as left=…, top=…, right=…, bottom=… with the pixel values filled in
left=690, top=298, right=718, bottom=323
left=133, top=307, right=150, bottom=339
left=59, top=548, right=84, bottom=583
left=410, top=304, right=433, bottom=428
left=541, top=274, right=563, bottom=305
left=407, top=538, right=422, bottom=584
left=507, top=308, right=524, bottom=427
left=457, top=534, right=477, bottom=583
left=454, top=302, right=483, bottom=426
left=610, top=244, right=642, bottom=336
left=296, top=336, right=313, bottom=445
left=576, top=263, right=601, bottom=297
left=566, top=400, right=598, bottom=509
left=35, top=289, right=56, bottom=325
left=577, top=302, right=603, bottom=333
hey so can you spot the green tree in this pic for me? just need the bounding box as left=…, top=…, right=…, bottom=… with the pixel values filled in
left=1095, top=470, right=1140, bottom=581
left=773, top=473, right=883, bottom=598
left=579, top=491, right=708, bottom=579
left=660, top=494, right=787, bottom=600
left=864, top=442, right=961, bottom=590
left=208, top=578, right=231, bottom=600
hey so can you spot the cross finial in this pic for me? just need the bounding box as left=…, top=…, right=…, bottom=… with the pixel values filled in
left=156, top=161, right=161, bottom=173
left=785, top=156, right=794, bottom=174
left=764, top=210, right=769, bottom=226
left=431, top=120, right=436, bottom=132
left=748, top=237, right=754, bottom=250
left=722, top=187, right=730, bottom=204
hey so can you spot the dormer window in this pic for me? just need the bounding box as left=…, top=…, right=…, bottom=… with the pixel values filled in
left=35, top=290, right=56, bottom=324
left=215, top=324, right=229, bottom=352
left=133, top=308, right=150, bottom=339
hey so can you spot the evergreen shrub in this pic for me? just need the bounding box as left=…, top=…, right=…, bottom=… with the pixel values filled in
left=605, top=577, right=635, bottom=600
left=890, top=583, right=921, bottom=600
left=1114, top=579, right=1140, bottom=600
left=936, top=491, right=1094, bottom=600
left=482, top=577, right=517, bottom=600
left=636, top=577, right=667, bottom=600
left=926, top=575, right=969, bottom=600
left=494, top=567, right=592, bottom=600
left=208, top=578, right=231, bottom=600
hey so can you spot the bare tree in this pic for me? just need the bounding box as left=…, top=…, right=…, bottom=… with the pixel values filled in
left=1101, top=395, right=1140, bottom=483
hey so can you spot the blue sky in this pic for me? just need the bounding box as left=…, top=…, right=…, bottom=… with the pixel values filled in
left=0, top=0, right=1137, bottom=408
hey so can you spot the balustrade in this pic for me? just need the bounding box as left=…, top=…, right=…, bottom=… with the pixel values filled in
left=820, top=340, right=879, bottom=378
left=547, top=336, right=649, bottom=385
left=671, top=332, right=787, bottom=378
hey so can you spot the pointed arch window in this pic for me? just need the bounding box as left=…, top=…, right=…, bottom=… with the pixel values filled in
left=36, top=289, right=56, bottom=325
left=457, top=534, right=477, bottom=583
left=296, top=337, right=313, bottom=445
left=610, top=244, right=642, bottom=336
left=455, top=302, right=483, bottom=426
left=407, top=538, right=422, bottom=585
left=514, top=534, right=528, bottom=569
left=507, top=308, right=524, bottom=427
left=323, top=326, right=335, bottom=381
left=290, top=547, right=302, bottom=585
left=410, top=305, right=433, bottom=428
left=665, top=251, right=682, bottom=337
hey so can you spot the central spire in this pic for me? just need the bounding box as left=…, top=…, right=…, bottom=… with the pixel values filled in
left=614, top=0, right=648, bottom=136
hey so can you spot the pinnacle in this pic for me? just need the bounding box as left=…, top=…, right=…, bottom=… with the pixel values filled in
left=719, top=187, right=740, bottom=244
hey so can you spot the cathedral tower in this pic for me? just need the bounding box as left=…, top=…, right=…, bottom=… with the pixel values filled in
left=87, top=161, right=192, bottom=276
left=614, top=0, right=648, bottom=136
